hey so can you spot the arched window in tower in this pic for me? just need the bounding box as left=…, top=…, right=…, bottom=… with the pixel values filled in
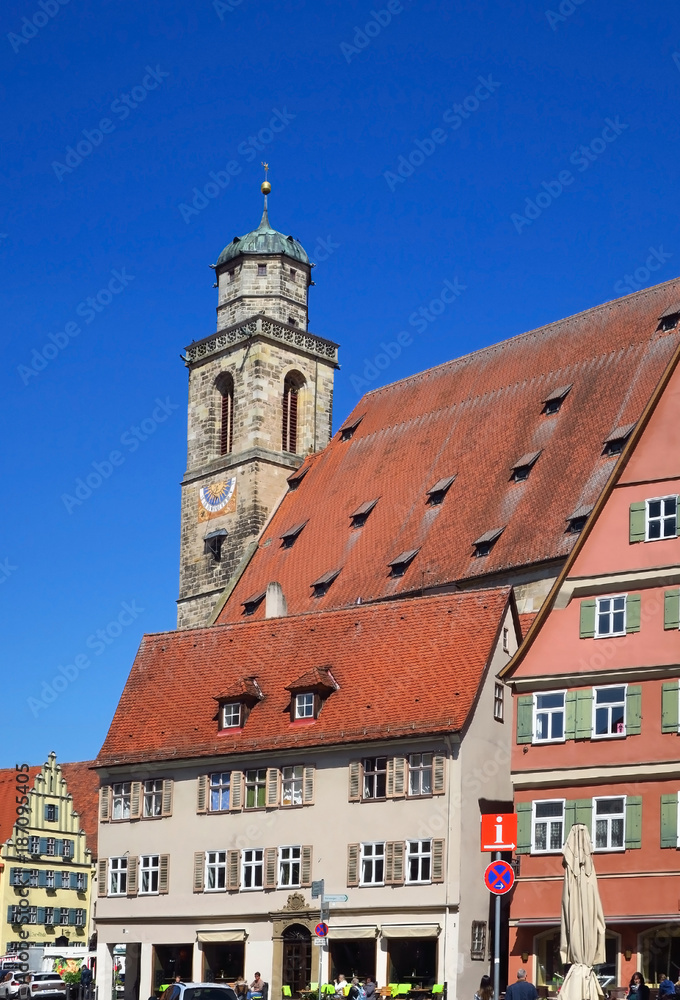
left=282, top=371, right=305, bottom=454
left=217, top=373, right=234, bottom=456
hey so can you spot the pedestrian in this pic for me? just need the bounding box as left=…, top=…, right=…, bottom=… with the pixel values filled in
left=505, top=969, right=538, bottom=1000
left=659, top=976, right=675, bottom=998
left=475, top=976, right=493, bottom=1000
left=627, top=973, right=650, bottom=1000
left=166, top=975, right=182, bottom=1000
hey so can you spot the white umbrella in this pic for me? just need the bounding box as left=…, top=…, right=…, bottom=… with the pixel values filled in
left=559, top=824, right=606, bottom=1000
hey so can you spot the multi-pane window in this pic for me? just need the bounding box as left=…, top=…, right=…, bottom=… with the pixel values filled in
left=62, top=840, right=72, bottom=858
left=360, top=842, right=385, bottom=885
left=206, top=851, right=227, bottom=891
left=74, top=909, right=85, bottom=927
left=76, top=873, right=85, bottom=891
left=45, top=804, right=57, bottom=822
left=471, top=921, right=487, bottom=961
left=112, top=782, right=131, bottom=820
left=282, top=765, right=303, bottom=806
left=27, top=907, right=37, bottom=925
left=46, top=838, right=56, bottom=856
left=139, top=855, right=160, bottom=894
left=45, top=870, right=55, bottom=889
left=109, top=857, right=128, bottom=895
left=593, top=686, right=626, bottom=737
left=595, top=596, right=626, bottom=637
left=279, top=846, right=301, bottom=887
left=257, top=264, right=267, bottom=276
left=242, top=849, right=264, bottom=889
left=363, top=758, right=387, bottom=799
left=406, top=840, right=432, bottom=883
left=11, top=870, right=22, bottom=887
left=532, top=800, right=565, bottom=853
left=494, top=683, right=504, bottom=722
left=295, top=693, right=315, bottom=719
left=143, top=779, right=163, bottom=817
left=29, top=836, right=39, bottom=854
left=59, top=908, right=69, bottom=926
left=28, top=869, right=39, bottom=888
left=209, top=772, right=231, bottom=812
left=534, top=692, right=566, bottom=742
left=222, top=703, right=241, bottom=728
left=44, top=907, right=54, bottom=925
left=647, top=496, right=678, bottom=540
left=594, top=797, right=625, bottom=850
left=245, top=769, right=267, bottom=809
left=408, top=754, right=433, bottom=796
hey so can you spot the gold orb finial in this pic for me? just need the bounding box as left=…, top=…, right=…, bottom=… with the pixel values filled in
left=261, top=161, right=271, bottom=195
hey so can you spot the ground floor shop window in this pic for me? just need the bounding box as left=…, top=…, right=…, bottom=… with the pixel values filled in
left=203, top=943, right=245, bottom=983
left=154, top=945, right=193, bottom=988
left=641, top=925, right=680, bottom=985
left=387, top=940, right=437, bottom=987
left=329, top=940, right=376, bottom=981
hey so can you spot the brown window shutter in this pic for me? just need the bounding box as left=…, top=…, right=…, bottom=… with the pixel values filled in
left=289, top=389, right=298, bottom=452
left=130, top=782, right=142, bottom=820
left=220, top=385, right=234, bottom=456
left=227, top=849, right=240, bottom=890
left=264, top=848, right=277, bottom=889
left=431, top=839, right=445, bottom=883
left=197, top=775, right=208, bottom=814
left=266, top=769, right=280, bottom=808
left=432, top=755, right=446, bottom=794
left=392, top=757, right=406, bottom=798
left=98, top=787, right=111, bottom=823
left=386, top=759, right=395, bottom=798
left=97, top=859, right=108, bottom=897
left=348, top=761, right=362, bottom=802
left=384, top=842, right=394, bottom=883
left=161, top=779, right=174, bottom=817
left=347, top=844, right=360, bottom=887
left=126, top=857, right=138, bottom=897
left=302, top=766, right=315, bottom=805
left=159, top=855, right=169, bottom=894
left=193, top=852, right=204, bottom=893
left=301, top=846, right=313, bottom=887
left=390, top=842, right=405, bottom=885
left=230, top=772, right=243, bottom=811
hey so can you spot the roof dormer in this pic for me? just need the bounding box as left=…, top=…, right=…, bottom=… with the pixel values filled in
left=285, top=666, right=338, bottom=722
left=213, top=677, right=263, bottom=731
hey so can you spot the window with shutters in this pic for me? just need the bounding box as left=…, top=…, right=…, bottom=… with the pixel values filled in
left=595, top=596, right=626, bottom=637
left=363, top=758, right=387, bottom=799
left=282, top=372, right=304, bottom=454
left=282, top=766, right=303, bottom=806
left=29, top=836, right=39, bottom=855
left=46, top=838, right=56, bottom=856
left=112, top=782, right=131, bottom=820
left=593, top=796, right=625, bottom=850
left=295, top=693, right=315, bottom=719
left=406, top=840, right=432, bottom=883
left=44, top=907, right=54, bottom=926
left=279, top=846, right=301, bottom=887
left=532, top=800, right=565, bottom=853
left=28, top=869, right=39, bottom=888
left=593, top=686, right=626, bottom=737
left=217, top=373, right=234, bottom=456
left=26, top=907, right=37, bottom=925
left=408, top=754, right=433, bottom=796
left=59, top=907, right=69, bottom=926
left=143, top=779, right=163, bottom=818
left=360, top=843, right=385, bottom=885
left=245, top=769, right=267, bottom=809
left=206, top=851, right=227, bottom=891
left=74, top=909, right=85, bottom=927
left=76, top=873, right=85, bottom=891
left=533, top=691, right=566, bottom=743
left=209, top=772, right=231, bottom=812
left=242, top=848, right=264, bottom=889
left=646, top=496, right=678, bottom=540
left=139, top=855, right=160, bottom=894
left=108, top=858, right=127, bottom=895
left=62, top=840, right=72, bottom=858
left=45, top=870, right=55, bottom=889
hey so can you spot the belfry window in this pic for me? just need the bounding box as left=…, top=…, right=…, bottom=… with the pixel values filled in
left=217, top=373, right=234, bottom=456
left=282, top=372, right=304, bottom=454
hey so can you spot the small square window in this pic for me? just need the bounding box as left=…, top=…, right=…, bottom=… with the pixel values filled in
left=295, top=693, right=315, bottom=719
left=646, top=496, right=678, bottom=540
left=533, top=691, right=566, bottom=743
left=222, top=703, right=242, bottom=728
left=593, top=796, right=625, bottom=850
left=595, top=596, right=626, bottom=637
left=593, top=686, right=626, bottom=737
left=494, top=683, right=504, bottom=722
left=257, top=264, right=267, bottom=276
left=532, top=800, right=565, bottom=853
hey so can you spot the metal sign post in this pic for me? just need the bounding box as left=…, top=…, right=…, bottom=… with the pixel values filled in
left=312, top=880, right=325, bottom=1000
left=493, top=853, right=500, bottom=1000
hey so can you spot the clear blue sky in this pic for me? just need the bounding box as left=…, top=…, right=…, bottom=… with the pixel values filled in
left=2, top=0, right=679, bottom=766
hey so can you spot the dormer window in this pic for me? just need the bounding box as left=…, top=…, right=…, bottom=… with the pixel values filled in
left=388, top=548, right=419, bottom=578
left=339, top=414, right=364, bottom=441
left=511, top=451, right=541, bottom=482
left=287, top=464, right=310, bottom=490
left=257, top=264, right=267, bottom=276
left=214, top=677, right=263, bottom=731
left=603, top=423, right=635, bottom=456
left=311, top=569, right=340, bottom=597
left=427, top=476, right=456, bottom=505
left=242, top=590, right=266, bottom=616
left=658, top=304, right=680, bottom=331
left=542, top=384, right=572, bottom=414
left=222, top=703, right=242, bottom=728
left=350, top=499, right=378, bottom=528
left=286, top=666, right=338, bottom=722
left=566, top=504, right=593, bottom=534
left=280, top=521, right=308, bottom=549
left=294, top=693, right=315, bottom=719
left=473, top=527, right=505, bottom=558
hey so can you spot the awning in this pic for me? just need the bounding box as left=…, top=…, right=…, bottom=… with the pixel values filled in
left=381, top=924, right=440, bottom=939
left=327, top=926, right=377, bottom=940
left=196, top=930, right=247, bottom=943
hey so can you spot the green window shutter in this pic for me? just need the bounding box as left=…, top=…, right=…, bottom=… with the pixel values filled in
left=660, top=793, right=678, bottom=848
left=625, top=796, right=642, bottom=849
left=516, top=695, right=533, bottom=744
left=626, top=594, right=641, bottom=634
left=626, top=685, right=642, bottom=735
left=575, top=799, right=592, bottom=834
left=564, top=800, right=576, bottom=838
left=515, top=802, right=532, bottom=854
left=629, top=501, right=646, bottom=543
left=664, top=589, right=680, bottom=630
left=661, top=682, right=679, bottom=733
left=579, top=600, right=597, bottom=638
left=564, top=690, right=577, bottom=740
left=575, top=689, right=593, bottom=739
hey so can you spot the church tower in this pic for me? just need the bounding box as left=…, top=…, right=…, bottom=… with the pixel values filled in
left=177, top=175, right=339, bottom=629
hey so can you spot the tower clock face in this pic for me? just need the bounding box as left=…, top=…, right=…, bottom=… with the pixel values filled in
left=199, top=478, right=236, bottom=514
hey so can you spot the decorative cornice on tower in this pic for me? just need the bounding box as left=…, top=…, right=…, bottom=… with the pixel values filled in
left=184, top=314, right=339, bottom=368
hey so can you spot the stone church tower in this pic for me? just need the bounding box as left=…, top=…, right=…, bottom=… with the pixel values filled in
left=177, top=180, right=339, bottom=629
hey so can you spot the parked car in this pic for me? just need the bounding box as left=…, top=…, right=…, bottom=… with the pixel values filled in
left=0, top=974, right=27, bottom=1000
left=165, top=984, right=238, bottom=1000
left=18, top=975, right=65, bottom=1000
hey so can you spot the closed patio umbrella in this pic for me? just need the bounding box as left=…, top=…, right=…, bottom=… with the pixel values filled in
left=559, top=824, right=606, bottom=1000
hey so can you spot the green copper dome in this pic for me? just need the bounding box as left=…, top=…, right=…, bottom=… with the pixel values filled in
left=216, top=198, right=309, bottom=266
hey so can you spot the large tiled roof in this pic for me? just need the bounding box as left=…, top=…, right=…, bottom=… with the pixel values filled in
left=216, top=279, right=680, bottom=623
left=0, top=761, right=98, bottom=855
left=96, top=589, right=512, bottom=767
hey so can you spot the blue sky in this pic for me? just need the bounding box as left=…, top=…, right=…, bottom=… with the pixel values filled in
left=1, top=0, right=679, bottom=766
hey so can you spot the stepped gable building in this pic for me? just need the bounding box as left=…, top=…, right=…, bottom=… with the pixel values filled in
left=94, top=589, right=520, bottom=1000
left=211, top=277, right=680, bottom=627
left=503, top=338, right=680, bottom=988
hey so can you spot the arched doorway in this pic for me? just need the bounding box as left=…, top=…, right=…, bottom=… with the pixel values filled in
left=283, top=923, right=312, bottom=996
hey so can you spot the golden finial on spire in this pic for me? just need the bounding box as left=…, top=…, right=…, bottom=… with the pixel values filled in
left=261, top=162, right=271, bottom=195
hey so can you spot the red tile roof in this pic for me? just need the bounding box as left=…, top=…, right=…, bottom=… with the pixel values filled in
left=216, top=279, right=680, bottom=623
left=0, top=767, right=40, bottom=845
left=96, top=589, right=513, bottom=767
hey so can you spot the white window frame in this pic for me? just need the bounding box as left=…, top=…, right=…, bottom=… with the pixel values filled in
left=494, top=683, right=504, bottom=722
left=205, top=851, right=227, bottom=892
left=59, top=907, right=69, bottom=926
left=533, top=690, right=566, bottom=744
left=108, top=857, right=128, bottom=896
left=209, top=772, right=231, bottom=812
left=74, top=909, right=85, bottom=927
left=143, top=779, right=163, bottom=817
left=362, top=757, right=387, bottom=800
left=595, top=595, right=627, bottom=638
left=139, top=855, right=160, bottom=895
left=242, top=848, right=264, bottom=890
left=593, top=795, right=626, bottom=851
left=294, top=693, right=315, bottom=719
left=244, top=769, right=267, bottom=809
left=359, top=842, right=385, bottom=886
left=28, top=836, right=39, bottom=854
left=76, top=872, right=85, bottom=891
left=27, top=907, right=37, bottom=925
left=645, top=495, right=678, bottom=541
left=405, top=839, right=432, bottom=884
left=408, top=753, right=433, bottom=797
left=592, top=684, right=627, bottom=739
left=278, top=845, right=301, bottom=888
left=44, top=907, right=54, bottom=926
left=222, top=703, right=242, bottom=728
left=28, top=869, right=39, bottom=888
left=45, top=870, right=55, bottom=889
left=112, top=782, right=131, bottom=820
left=531, top=799, right=566, bottom=854
left=62, top=840, right=72, bottom=858
left=46, top=838, right=56, bottom=856
left=281, top=765, right=303, bottom=806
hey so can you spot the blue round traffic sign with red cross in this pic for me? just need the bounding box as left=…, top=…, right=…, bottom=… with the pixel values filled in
left=315, top=922, right=329, bottom=938
left=484, top=860, right=515, bottom=895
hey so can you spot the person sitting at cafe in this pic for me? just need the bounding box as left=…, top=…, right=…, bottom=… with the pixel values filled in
left=234, top=978, right=248, bottom=1000
left=659, top=976, right=676, bottom=998
left=334, top=976, right=348, bottom=996
left=249, top=973, right=268, bottom=1000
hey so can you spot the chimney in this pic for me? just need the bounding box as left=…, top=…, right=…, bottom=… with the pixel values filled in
left=265, top=581, right=287, bottom=619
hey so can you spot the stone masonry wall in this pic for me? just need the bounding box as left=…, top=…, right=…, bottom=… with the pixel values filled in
left=217, top=257, right=310, bottom=330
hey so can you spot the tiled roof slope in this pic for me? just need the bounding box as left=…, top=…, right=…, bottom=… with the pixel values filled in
left=216, top=279, right=680, bottom=622
left=96, top=589, right=512, bottom=767
left=0, top=763, right=98, bottom=854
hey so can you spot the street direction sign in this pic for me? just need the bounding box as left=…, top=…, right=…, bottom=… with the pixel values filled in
left=484, top=860, right=515, bottom=895
left=311, top=879, right=325, bottom=899
left=323, top=894, right=349, bottom=902
left=481, top=813, right=517, bottom=852
left=315, top=922, right=329, bottom=938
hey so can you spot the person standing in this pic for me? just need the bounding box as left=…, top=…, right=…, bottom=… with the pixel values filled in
left=505, top=969, right=538, bottom=1000
left=475, top=976, right=493, bottom=1000
left=627, top=973, right=650, bottom=1000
